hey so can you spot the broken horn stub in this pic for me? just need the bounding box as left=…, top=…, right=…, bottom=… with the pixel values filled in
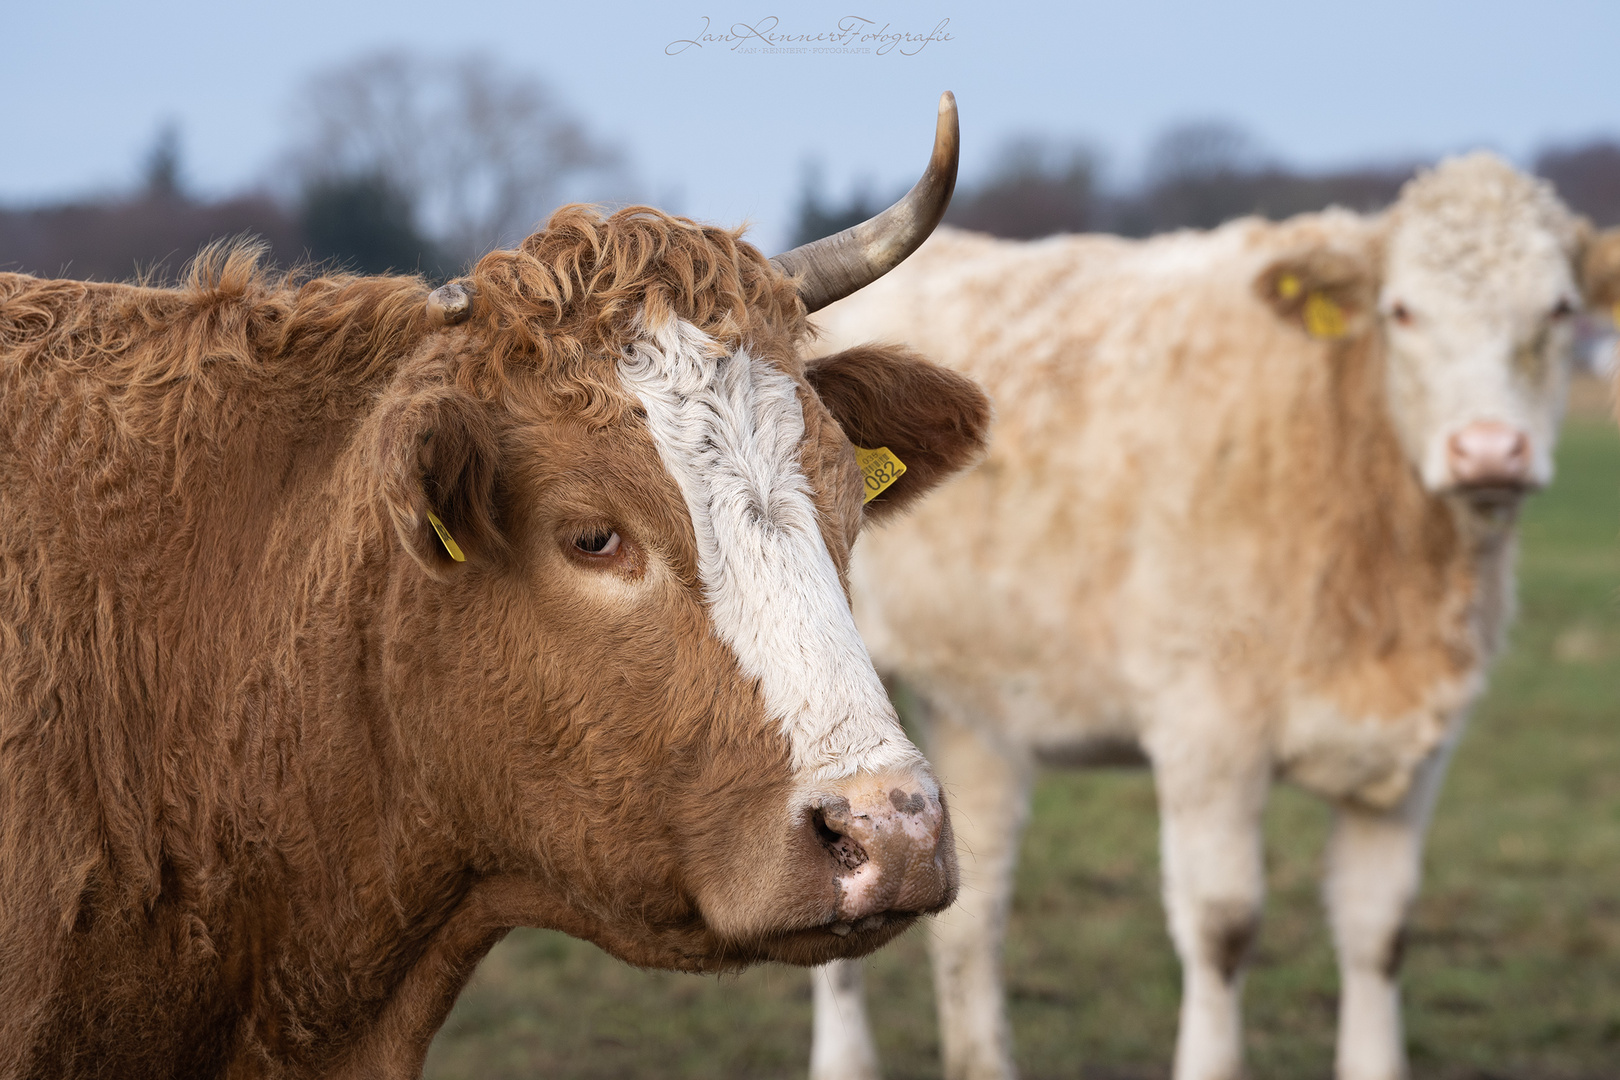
left=426, top=282, right=474, bottom=327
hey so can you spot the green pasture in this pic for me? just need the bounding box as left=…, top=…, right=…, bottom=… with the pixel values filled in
left=426, top=393, right=1620, bottom=1080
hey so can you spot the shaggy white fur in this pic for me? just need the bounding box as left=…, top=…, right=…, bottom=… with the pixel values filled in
left=618, top=314, right=923, bottom=785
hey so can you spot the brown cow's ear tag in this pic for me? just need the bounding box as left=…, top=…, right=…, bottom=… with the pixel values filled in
left=1303, top=292, right=1348, bottom=339
left=426, top=512, right=466, bottom=562
left=854, top=446, right=907, bottom=504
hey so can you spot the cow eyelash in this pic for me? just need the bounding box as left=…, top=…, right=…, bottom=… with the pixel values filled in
left=572, top=529, right=621, bottom=557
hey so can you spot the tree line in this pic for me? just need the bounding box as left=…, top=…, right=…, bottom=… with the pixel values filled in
left=796, top=121, right=1620, bottom=245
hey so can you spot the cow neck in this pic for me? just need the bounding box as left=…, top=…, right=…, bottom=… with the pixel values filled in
left=195, top=382, right=507, bottom=1074
left=189, top=343, right=487, bottom=1071
left=1238, top=319, right=1498, bottom=715
left=0, top=268, right=501, bottom=1077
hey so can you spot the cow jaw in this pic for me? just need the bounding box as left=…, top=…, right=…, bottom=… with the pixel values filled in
left=616, top=313, right=954, bottom=953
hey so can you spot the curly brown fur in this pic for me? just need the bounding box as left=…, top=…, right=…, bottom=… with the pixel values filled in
left=0, top=204, right=985, bottom=1079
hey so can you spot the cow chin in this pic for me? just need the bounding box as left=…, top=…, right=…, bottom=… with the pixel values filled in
left=556, top=907, right=920, bottom=975
left=1449, top=481, right=1537, bottom=511
left=739, top=914, right=921, bottom=966
left=555, top=852, right=925, bottom=974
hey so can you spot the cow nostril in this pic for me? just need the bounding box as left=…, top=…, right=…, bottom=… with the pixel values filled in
left=811, top=806, right=869, bottom=871
left=810, top=807, right=840, bottom=845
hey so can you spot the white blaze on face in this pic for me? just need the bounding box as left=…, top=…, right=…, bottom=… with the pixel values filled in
left=618, top=314, right=924, bottom=784
left=1379, top=154, right=1581, bottom=493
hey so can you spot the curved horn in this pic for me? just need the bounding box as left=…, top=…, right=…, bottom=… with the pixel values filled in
left=771, top=91, right=959, bottom=314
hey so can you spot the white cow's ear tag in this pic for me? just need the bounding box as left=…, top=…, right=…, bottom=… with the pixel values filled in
left=426, top=511, right=466, bottom=562
left=1274, top=272, right=1347, bottom=339
left=1303, top=292, right=1348, bottom=339
left=854, top=446, right=907, bottom=504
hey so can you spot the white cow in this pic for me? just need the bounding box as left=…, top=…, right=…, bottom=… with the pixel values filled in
left=806, top=154, right=1620, bottom=1080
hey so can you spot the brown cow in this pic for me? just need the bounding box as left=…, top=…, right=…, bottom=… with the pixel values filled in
left=0, top=97, right=988, bottom=1079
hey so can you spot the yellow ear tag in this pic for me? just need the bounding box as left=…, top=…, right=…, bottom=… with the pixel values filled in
left=854, top=446, right=907, bottom=504
left=1611, top=301, right=1620, bottom=327
left=1276, top=272, right=1302, bottom=300
left=426, top=511, right=466, bottom=562
left=1303, top=291, right=1347, bottom=339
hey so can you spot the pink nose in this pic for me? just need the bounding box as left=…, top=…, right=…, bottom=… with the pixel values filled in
left=811, top=771, right=957, bottom=929
left=1447, top=421, right=1531, bottom=489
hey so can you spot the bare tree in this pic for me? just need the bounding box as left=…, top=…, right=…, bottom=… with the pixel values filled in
left=1106, top=121, right=1412, bottom=236
left=790, top=162, right=888, bottom=247
left=143, top=121, right=185, bottom=201
left=1142, top=120, right=1270, bottom=187
left=946, top=135, right=1099, bottom=239
left=1123, top=121, right=1276, bottom=233
left=1536, top=140, right=1620, bottom=227
left=283, top=51, right=629, bottom=268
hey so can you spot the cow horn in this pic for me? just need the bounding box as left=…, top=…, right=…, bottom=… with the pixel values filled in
left=771, top=91, right=959, bottom=314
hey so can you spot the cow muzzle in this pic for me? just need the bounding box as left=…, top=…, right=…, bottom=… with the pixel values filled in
left=1445, top=420, right=1536, bottom=498
left=809, top=770, right=958, bottom=932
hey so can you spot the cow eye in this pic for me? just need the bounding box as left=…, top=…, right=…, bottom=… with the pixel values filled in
left=1550, top=297, right=1575, bottom=318
left=1390, top=301, right=1414, bottom=326
left=574, top=530, right=621, bottom=556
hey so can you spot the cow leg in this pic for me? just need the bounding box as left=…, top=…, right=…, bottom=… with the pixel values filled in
left=926, top=702, right=1033, bottom=1080
left=811, top=959, right=880, bottom=1080
left=1151, top=727, right=1271, bottom=1080
left=1326, top=742, right=1456, bottom=1080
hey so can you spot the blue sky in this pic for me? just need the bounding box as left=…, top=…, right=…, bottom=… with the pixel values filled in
left=6, top=0, right=1619, bottom=252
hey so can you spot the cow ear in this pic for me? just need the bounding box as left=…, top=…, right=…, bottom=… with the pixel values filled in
left=804, top=345, right=991, bottom=522
left=1580, top=226, right=1620, bottom=311
left=374, top=384, right=506, bottom=575
left=1254, top=246, right=1379, bottom=341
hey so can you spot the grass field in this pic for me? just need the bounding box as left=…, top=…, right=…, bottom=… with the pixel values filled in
left=425, top=383, right=1620, bottom=1080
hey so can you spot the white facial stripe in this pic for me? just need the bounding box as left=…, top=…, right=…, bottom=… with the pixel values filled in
left=618, top=315, right=922, bottom=784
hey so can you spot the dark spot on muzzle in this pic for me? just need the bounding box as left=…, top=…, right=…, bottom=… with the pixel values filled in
left=889, top=788, right=928, bottom=814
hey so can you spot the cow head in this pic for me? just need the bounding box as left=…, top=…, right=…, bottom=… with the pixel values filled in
left=364, top=96, right=985, bottom=971
left=1257, top=154, right=1618, bottom=515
